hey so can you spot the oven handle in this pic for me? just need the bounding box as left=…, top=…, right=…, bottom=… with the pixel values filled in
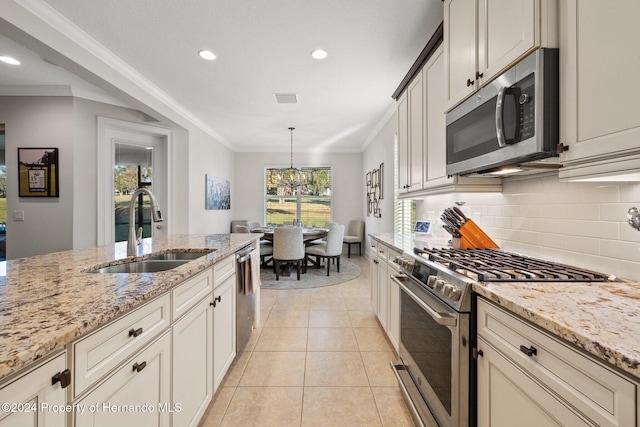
left=391, top=275, right=457, bottom=327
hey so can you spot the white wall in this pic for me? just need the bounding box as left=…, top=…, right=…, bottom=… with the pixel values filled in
left=415, top=174, right=640, bottom=281
left=362, top=108, right=397, bottom=255
left=1, top=96, right=74, bottom=258
left=233, top=151, right=363, bottom=229
left=188, top=126, right=236, bottom=234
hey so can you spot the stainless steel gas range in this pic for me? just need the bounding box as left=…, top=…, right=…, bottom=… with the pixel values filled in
left=390, top=246, right=609, bottom=427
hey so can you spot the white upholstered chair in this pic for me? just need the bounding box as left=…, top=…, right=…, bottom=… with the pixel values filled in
left=230, top=220, right=249, bottom=233
left=273, top=227, right=305, bottom=280
left=233, top=224, right=251, bottom=233
left=305, top=224, right=345, bottom=276
left=232, top=224, right=273, bottom=266
left=343, top=220, right=364, bottom=258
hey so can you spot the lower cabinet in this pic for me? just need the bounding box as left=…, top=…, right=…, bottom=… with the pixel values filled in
left=476, top=298, right=637, bottom=427
left=369, top=239, right=400, bottom=352
left=387, top=262, right=400, bottom=352
left=213, top=272, right=236, bottom=391
left=0, top=353, right=67, bottom=427
left=75, top=332, right=171, bottom=427
left=172, top=297, right=213, bottom=427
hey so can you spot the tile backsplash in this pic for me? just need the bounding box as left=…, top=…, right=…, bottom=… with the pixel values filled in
left=416, top=173, right=640, bottom=281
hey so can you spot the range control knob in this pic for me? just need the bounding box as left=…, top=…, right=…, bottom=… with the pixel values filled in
left=434, top=279, right=445, bottom=292
left=442, top=284, right=454, bottom=297
left=449, top=286, right=462, bottom=301
left=426, top=276, right=437, bottom=288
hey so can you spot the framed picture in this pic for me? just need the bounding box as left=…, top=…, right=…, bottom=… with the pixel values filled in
left=18, top=148, right=59, bottom=197
left=205, top=175, right=230, bottom=210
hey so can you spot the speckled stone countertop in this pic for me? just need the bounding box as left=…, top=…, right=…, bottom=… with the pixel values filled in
left=0, top=233, right=258, bottom=382
left=370, top=232, right=640, bottom=381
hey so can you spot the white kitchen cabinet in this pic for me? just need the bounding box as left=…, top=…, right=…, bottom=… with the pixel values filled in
left=445, top=0, right=557, bottom=110
left=408, top=72, right=424, bottom=192
left=386, top=253, right=401, bottom=352
left=213, top=272, right=236, bottom=391
left=373, top=243, right=388, bottom=330
left=399, top=44, right=502, bottom=196
left=558, top=0, right=640, bottom=181
left=75, top=332, right=171, bottom=427
left=172, top=296, right=213, bottom=427
left=369, top=241, right=379, bottom=314
left=476, top=298, right=637, bottom=427
left=396, top=92, right=409, bottom=193
left=0, top=353, right=67, bottom=427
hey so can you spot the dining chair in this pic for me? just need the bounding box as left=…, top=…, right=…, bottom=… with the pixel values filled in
left=233, top=225, right=251, bottom=233
left=305, top=224, right=345, bottom=276
left=273, top=227, right=305, bottom=280
left=308, top=221, right=337, bottom=245
left=230, top=220, right=249, bottom=233
left=247, top=221, right=261, bottom=231
left=343, top=220, right=365, bottom=258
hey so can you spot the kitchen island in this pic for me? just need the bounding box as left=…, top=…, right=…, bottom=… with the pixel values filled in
left=0, top=233, right=258, bottom=382
left=370, top=232, right=640, bottom=381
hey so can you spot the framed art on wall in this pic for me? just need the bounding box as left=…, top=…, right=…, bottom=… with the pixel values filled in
left=18, top=148, right=59, bottom=197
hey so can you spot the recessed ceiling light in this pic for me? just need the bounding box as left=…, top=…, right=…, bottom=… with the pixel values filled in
left=198, top=50, right=216, bottom=61
left=0, top=56, right=20, bottom=65
left=311, top=49, right=328, bottom=60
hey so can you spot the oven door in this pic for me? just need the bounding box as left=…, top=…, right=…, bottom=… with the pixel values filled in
left=392, top=274, right=469, bottom=427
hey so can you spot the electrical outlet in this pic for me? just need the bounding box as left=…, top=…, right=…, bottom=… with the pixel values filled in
left=14, top=210, right=24, bottom=221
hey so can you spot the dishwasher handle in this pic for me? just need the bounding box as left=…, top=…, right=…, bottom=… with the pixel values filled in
left=236, top=245, right=255, bottom=263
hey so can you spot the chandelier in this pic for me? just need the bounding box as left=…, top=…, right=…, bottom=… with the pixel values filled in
left=278, top=127, right=302, bottom=190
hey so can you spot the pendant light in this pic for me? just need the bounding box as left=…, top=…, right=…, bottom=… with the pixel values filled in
left=278, top=127, right=302, bottom=190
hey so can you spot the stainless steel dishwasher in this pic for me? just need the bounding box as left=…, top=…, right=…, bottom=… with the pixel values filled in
left=235, top=243, right=255, bottom=353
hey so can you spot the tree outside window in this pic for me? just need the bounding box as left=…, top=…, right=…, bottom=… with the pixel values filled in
left=265, top=167, right=332, bottom=227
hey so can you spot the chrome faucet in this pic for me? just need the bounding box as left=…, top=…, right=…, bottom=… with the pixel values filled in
left=127, top=188, right=163, bottom=256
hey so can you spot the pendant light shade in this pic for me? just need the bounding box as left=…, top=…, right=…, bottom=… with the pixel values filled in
left=278, top=127, right=302, bottom=190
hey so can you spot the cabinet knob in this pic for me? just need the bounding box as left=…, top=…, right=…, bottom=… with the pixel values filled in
left=133, top=361, right=147, bottom=373
left=51, top=369, right=71, bottom=388
left=129, top=327, right=143, bottom=338
left=473, top=348, right=483, bottom=359
left=519, top=345, right=537, bottom=357
left=466, top=78, right=474, bottom=87
left=475, top=71, right=484, bottom=80
left=211, top=295, right=222, bottom=307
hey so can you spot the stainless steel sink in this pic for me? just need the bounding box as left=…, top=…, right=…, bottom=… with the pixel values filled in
left=145, top=251, right=213, bottom=261
left=89, top=259, right=190, bottom=274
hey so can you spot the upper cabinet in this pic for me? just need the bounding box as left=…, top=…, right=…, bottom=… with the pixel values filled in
left=444, top=0, right=558, bottom=110
left=396, top=43, right=501, bottom=198
left=558, top=0, right=640, bottom=181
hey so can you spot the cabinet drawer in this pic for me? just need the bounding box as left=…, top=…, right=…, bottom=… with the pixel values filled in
left=477, top=299, right=636, bottom=427
left=73, top=293, right=170, bottom=398
left=172, top=268, right=213, bottom=320
left=386, top=247, right=401, bottom=263
left=75, top=332, right=171, bottom=427
left=213, top=254, right=235, bottom=288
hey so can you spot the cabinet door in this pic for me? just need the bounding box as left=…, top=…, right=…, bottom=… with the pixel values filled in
left=423, top=46, right=453, bottom=189
left=75, top=332, right=171, bottom=427
left=387, top=266, right=400, bottom=352
left=172, top=297, right=213, bottom=427
left=477, top=339, right=593, bottom=427
left=0, top=353, right=66, bottom=427
left=213, top=274, right=236, bottom=391
left=396, top=93, right=409, bottom=192
left=559, top=0, right=640, bottom=179
left=477, top=0, right=536, bottom=82
left=370, top=249, right=379, bottom=314
left=444, top=0, right=478, bottom=109
left=408, top=74, right=424, bottom=191
left=377, top=260, right=388, bottom=330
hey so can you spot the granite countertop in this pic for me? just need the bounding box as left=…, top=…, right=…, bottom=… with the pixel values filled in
left=370, top=232, right=640, bottom=381
left=0, top=233, right=258, bottom=382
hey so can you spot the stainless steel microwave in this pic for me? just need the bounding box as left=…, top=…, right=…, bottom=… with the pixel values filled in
left=445, top=48, right=559, bottom=176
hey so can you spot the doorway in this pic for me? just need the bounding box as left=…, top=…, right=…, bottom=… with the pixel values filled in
left=0, top=124, right=5, bottom=260
left=98, top=118, right=172, bottom=245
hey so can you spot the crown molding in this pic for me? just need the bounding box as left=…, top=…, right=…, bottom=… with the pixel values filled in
left=9, top=0, right=232, bottom=149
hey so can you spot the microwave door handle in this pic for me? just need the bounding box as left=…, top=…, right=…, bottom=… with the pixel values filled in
left=495, top=87, right=507, bottom=147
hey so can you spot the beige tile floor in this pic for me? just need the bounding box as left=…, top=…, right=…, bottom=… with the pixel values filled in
left=198, top=255, right=415, bottom=427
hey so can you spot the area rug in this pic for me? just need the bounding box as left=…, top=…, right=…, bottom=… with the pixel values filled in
left=260, top=258, right=361, bottom=289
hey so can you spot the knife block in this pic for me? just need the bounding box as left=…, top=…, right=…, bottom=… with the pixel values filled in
left=452, top=220, right=499, bottom=249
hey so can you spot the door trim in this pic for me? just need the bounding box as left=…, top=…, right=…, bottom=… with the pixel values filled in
left=97, top=117, right=174, bottom=245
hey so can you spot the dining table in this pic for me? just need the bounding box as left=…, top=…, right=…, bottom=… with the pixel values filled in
left=252, top=226, right=329, bottom=245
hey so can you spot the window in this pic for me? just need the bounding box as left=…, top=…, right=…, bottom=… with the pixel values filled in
left=265, top=167, right=332, bottom=227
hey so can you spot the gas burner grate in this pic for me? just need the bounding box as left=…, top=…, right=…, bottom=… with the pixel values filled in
left=414, top=248, right=609, bottom=282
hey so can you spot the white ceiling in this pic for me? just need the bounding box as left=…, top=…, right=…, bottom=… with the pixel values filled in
left=0, top=0, right=443, bottom=152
